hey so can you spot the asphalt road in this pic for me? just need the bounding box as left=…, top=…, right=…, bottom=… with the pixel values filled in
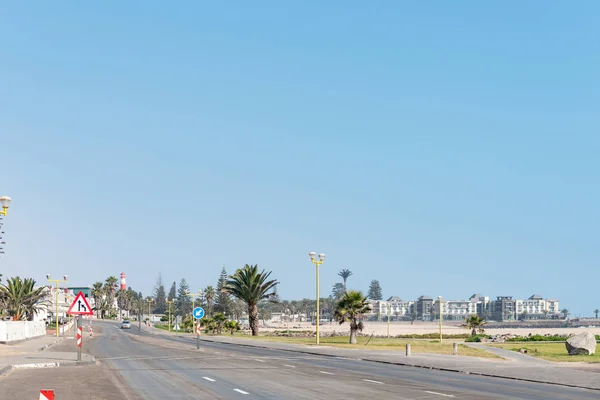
left=69, top=321, right=599, bottom=400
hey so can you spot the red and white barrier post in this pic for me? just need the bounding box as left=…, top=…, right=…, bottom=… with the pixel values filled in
left=39, top=389, right=54, bottom=400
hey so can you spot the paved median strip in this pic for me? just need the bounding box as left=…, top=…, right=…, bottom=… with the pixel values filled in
left=425, top=391, right=455, bottom=398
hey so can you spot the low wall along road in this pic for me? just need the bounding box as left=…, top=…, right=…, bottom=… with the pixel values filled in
left=0, top=321, right=46, bottom=343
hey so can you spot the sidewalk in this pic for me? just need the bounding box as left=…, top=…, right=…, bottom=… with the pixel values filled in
left=0, top=335, right=95, bottom=378
left=147, top=327, right=600, bottom=391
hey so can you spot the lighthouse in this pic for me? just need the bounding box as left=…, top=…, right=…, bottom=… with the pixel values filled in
left=120, top=272, right=126, bottom=290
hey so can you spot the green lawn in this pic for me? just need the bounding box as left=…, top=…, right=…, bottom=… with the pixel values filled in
left=230, top=334, right=499, bottom=358
left=491, top=342, right=600, bottom=363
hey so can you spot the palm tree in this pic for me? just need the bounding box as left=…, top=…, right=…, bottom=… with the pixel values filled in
left=225, top=264, right=279, bottom=336
left=594, top=309, right=599, bottom=320
left=91, top=282, right=104, bottom=318
left=338, top=269, right=353, bottom=292
left=334, top=290, right=370, bottom=344
left=213, top=312, right=227, bottom=334
left=104, top=276, right=118, bottom=311
left=204, top=286, right=216, bottom=316
left=0, top=277, right=49, bottom=321
left=463, top=315, right=486, bottom=336
left=561, top=309, right=570, bottom=319
left=224, top=320, right=240, bottom=334
left=200, top=317, right=215, bottom=334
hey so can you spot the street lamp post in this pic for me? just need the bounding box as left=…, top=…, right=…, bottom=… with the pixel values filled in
left=387, top=304, right=391, bottom=339
left=438, top=296, right=443, bottom=343
left=309, top=252, right=326, bottom=346
left=46, top=274, right=68, bottom=338
left=147, top=298, right=154, bottom=326
left=167, top=300, right=174, bottom=332
left=0, top=196, right=12, bottom=216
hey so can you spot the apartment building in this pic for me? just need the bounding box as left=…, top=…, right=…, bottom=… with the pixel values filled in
left=515, top=294, right=560, bottom=320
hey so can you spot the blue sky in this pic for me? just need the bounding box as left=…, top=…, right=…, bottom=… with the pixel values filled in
left=1, top=2, right=598, bottom=316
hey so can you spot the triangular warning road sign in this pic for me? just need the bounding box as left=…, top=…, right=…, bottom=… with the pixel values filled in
left=67, top=291, right=94, bottom=315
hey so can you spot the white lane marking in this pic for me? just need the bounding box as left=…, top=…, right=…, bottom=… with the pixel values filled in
left=425, top=391, right=455, bottom=398
left=254, top=359, right=266, bottom=363
left=234, top=389, right=249, bottom=395
left=283, top=364, right=296, bottom=368
left=203, top=377, right=215, bottom=382
left=319, top=371, right=335, bottom=375
left=363, top=379, right=384, bottom=384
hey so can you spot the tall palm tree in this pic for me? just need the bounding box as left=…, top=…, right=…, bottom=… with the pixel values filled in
left=594, top=309, right=599, bottom=320
left=462, top=315, right=486, bottom=336
left=338, top=269, right=353, bottom=292
left=561, top=309, right=570, bottom=319
left=0, top=277, right=49, bottom=321
left=334, top=290, right=370, bottom=344
left=104, top=276, right=118, bottom=311
left=92, top=282, right=104, bottom=318
left=204, top=286, right=216, bottom=316
left=225, top=264, right=279, bottom=336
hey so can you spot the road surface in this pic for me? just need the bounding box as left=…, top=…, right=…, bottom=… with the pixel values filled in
left=4, top=321, right=599, bottom=399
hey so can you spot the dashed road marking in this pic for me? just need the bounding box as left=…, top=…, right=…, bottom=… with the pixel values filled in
left=283, top=364, right=296, bottom=368
left=319, top=371, right=334, bottom=375
left=234, top=389, right=249, bottom=395
left=363, top=379, right=384, bottom=384
left=254, top=359, right=266, bottom=363
left=425, top=391, right=455, bottom=398
left=202, top=377, right=215, bottom=382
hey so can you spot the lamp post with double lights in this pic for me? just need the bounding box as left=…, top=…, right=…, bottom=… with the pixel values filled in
left=0, top=196, right=11, bottom=216
left=46, top=274, right=68, bottom=338
left=309, top=252, right=326, bottom=345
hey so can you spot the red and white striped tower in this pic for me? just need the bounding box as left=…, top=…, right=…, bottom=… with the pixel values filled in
left=120, top=272, right=126, bottom=290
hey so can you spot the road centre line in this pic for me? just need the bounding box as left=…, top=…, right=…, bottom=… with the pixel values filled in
left=425, top=391, right=455, bottom=398
left=234, top=389, right=249, bottom=395
left=202, top=377, right=215, bottom=382
left=283, top=364, right=296, bottom=368
left=363, top=379, right=384, bottom=384
left=254, top=359, right=266, bottom=362
left=319, top=371, right=335, bottom=375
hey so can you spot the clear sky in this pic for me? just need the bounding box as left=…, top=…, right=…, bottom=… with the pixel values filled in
left=1, top=2, right=598, bottom=316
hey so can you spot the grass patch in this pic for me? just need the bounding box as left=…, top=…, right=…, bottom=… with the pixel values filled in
left=491, top=342, right=600, bottom=363
left=231, top=334, right=499, bottom=358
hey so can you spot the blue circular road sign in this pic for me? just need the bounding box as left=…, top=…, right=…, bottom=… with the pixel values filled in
left=193, top=307, right=205, bottom=319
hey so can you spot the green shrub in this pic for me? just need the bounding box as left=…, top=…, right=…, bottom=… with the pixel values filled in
left=507, top=335, right=567, bottom=342
left=464, top=334, right=489, bottom=342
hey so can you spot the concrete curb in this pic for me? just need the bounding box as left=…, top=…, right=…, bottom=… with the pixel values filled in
left=38, top=337, right=65, bottom=352
left=0, top=357, right=96, bottom=378
left=194, top=336, right=600, bottom=392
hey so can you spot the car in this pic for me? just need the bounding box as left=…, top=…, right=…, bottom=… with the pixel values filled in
left=121, top=320, right=131, bottom=329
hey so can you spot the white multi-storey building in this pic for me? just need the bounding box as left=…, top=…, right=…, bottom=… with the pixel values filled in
left=369, top=297, right=414, bottom=319
left=515, top=294, right=560, bottom=319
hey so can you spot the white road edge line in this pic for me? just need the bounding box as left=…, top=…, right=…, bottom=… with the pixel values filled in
left=283, top=364, right=296, bottom=368
left=234, top=389, right=249, bottom=395
left=319, top=371, right=335, bottom=375
left=362, top=379, right=384, bottom=384
left=202, top=377, right=215, bottom=382
left=424, top=391, right=455, bottom=398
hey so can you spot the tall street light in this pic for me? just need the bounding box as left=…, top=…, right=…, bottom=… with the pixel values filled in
left=438, top=296, right=443, bottom=343
left=0, top=196, right=12, bottom=216
left=147, top=298, right=154, bottom=325
left=309, top=252, right=326, bottom=346
left=167, top=299, right=174, bottom=332
left=46, top=274, right=68, bottom=338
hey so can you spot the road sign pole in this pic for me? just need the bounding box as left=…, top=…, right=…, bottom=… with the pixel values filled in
left=76, top=316, right=82, bottom=362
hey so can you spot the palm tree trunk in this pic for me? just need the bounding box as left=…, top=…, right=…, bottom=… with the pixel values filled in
left=349, top=326, right=357, bottom=344
left=249, top=303, right=259, bottom=336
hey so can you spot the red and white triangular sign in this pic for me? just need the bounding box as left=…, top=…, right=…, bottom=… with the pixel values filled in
left=67, top=291, right=94, bottom=315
